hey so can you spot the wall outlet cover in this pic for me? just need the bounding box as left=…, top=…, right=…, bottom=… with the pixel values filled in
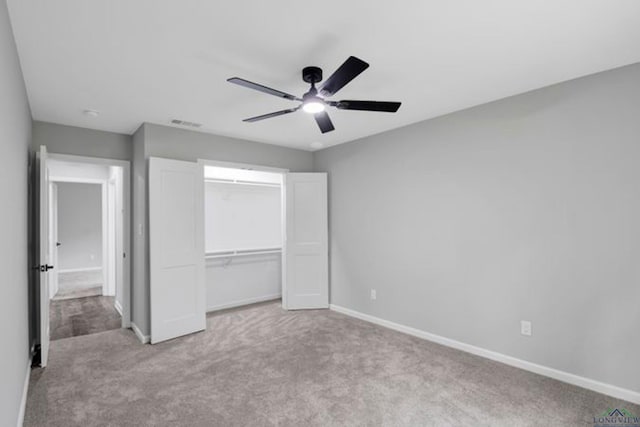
left=521, top=320, right=532, bottom=336
left=370, top=289, right=377, bottom=300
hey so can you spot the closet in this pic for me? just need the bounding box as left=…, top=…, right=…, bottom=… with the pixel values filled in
left=204, top=165, right=283, bottom=311
left=148, top=156, right=328, bottom=344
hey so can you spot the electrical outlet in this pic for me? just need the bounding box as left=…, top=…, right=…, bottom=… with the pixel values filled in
left=370, top=289, right=377, bottom=300
left=521, top=320, right=532, bottom=336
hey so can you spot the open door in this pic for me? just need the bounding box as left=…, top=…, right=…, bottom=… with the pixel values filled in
left=283, top=173, right=329, bottom=309
left=36, top=145, right=52, bottom=366
left=149, top=157, right=206, bottom=344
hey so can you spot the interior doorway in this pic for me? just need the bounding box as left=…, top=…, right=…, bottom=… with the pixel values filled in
left=35, top=148, right=131, bottom=366
left=47, top=158, right=128, bottom=340
left=50, top=182, right=103, bottom=302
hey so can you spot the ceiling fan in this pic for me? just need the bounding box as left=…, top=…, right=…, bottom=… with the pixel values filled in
left=227, top=56, right=401, bottom=134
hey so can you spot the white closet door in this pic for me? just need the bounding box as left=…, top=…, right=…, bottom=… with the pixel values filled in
left=149, top=157, right=205, bottom=343
left=284, top=173, right=328, bottom=309
left=37, top=145, right=51, bottom=366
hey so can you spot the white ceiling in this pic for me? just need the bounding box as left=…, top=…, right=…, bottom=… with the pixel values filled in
left=8, top=1, right=640, bottom=151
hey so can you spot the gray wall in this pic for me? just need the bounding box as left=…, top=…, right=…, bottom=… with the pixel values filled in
left=0, top=0, right=32, bottom=424
left=131, top=123, right=314, bottom=335
left=32, top=121, right=132, bottom=161
left=314, top=63, right=640, bottom=393
left=144, top=123, right=313, bottom=171
left=57, top=183, right=102, bottom=271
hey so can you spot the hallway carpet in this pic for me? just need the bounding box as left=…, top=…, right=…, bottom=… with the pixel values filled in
left=25, top=301, right=638, bottom=426
left=53, top=270, right=103, bottom=300
left=50, top=295, right=121, bottom=340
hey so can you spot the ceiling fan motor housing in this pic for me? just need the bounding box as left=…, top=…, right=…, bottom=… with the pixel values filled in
left=302, top=66, right=323, bottom=84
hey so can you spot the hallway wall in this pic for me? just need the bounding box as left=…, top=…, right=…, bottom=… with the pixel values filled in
left=32, top=121, right=132, bottom=161
left=57, top=182, right=103, bottom=271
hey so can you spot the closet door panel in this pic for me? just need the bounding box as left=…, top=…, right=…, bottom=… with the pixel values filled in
left=284, top=173, right=328, bottom=309
left=149, top=157, right=205, bottom=344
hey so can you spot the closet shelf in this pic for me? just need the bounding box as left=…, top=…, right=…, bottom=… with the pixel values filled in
left=205, top=247, right=282, bottom=259
left=205, top=178, right=280, bottom=188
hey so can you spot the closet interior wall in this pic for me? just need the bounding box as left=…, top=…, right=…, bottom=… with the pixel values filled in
left=204, top=166, right=283, bottom=311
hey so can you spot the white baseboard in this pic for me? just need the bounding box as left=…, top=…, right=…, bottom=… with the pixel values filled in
left=207, top=294, right=281, bottom=313
left=17, top=358, right=31, bottom=427
left=114, top=299, right=123, bottom=317
left=58, top=267, right=102, bottom=274
left=130, top=322, right=149, bottom=344
left=330, top=304, right=640, bottom=405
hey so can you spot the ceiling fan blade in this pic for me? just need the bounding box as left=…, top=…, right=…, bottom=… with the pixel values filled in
left=314, top=111, right=335, bottom=133
left=335, top=100, right=401, bottom=112
left=228, top=77, right=300, bottom=101
left=243, top=107, right=299, bottom=123
left=318, top=56, right=369, bottom=97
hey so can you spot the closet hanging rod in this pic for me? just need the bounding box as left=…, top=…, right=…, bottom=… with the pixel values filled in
left=204, top=178, right=281, bottom=188
left=205, top=247, right=282, bottom=259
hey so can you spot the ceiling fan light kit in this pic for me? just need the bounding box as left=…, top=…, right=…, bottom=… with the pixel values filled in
left=302, top=101, right=325, bottom=114
left=227, top=56, right=402, bottom=134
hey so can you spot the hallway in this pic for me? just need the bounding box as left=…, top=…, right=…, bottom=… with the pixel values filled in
left=53, top=270, right=102, bottom=301
left=50, top=296, right=120, bottom=340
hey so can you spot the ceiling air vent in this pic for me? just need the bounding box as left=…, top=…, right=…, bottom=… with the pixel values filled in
left=171, top=119, right=202, bottom=128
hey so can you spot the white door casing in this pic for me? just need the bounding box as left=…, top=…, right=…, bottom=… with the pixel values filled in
left=37, top=145, right=51, bottom=366
left=149, top=157, right=206, bottom=344
left=283, top=173, right=329, bottom=309
left=105, top=175, right=117, bottom=297
left=49, top=183, right=59, bottom=299
left=114, top=167, right=125, bottom=312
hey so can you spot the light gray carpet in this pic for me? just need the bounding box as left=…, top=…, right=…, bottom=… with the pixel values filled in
left=26, top=301, right=639, bottom=426
left=50, top=295, right=121, bottom=340
left=53, top=270, right=103, bottom=300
